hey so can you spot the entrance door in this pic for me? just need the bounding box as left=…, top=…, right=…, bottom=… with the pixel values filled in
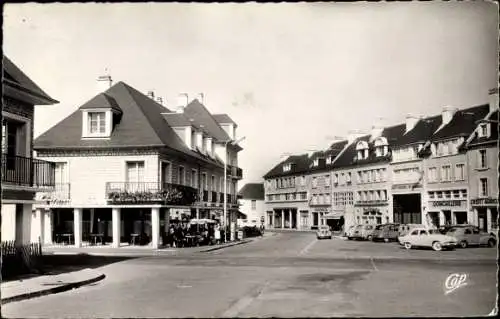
left=443, top=210, right=452, bottom=225
left=478, top=209, right=487, bottom=232
left=313, top=212, right=319, bottom=228
left=455, top=211, right=467, bottom=224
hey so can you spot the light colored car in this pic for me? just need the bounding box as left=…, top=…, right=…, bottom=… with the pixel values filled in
left=345, top=225, right=358, bottom=239
left=316, top=225, right=332, bottom=240
left=446, top=226, right=496, bottom=248
left=398, top=227, right=457, bottom=251
left=351, top=224, right=377, bottom=241
left=398, top=224, right=426, bottom=237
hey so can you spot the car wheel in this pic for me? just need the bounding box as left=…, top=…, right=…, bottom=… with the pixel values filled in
left=329, top=236, right=332, bottom=240
left=459, top=240, right=468, bottom=249
left=432, top=241, right=443, bottom=251
left=404, top=242, right=412, bottom=250
left=367, top=235, right=373, bottom=241
left=488, top=239, right=496, bottom=248
left=383, top=238, right=389, bottom=243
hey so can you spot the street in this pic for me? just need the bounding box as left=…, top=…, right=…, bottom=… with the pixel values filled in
left=2, top=232, right=497, bottom=318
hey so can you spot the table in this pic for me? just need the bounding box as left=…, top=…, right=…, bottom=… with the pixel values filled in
left=89, top=233, right=104, bottom=246
left=130, top=233, right=140, bottom=246
left=60, top=233, right=73, bottom=245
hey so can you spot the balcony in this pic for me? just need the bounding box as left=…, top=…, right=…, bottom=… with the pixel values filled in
left=2, top=154, right=55, bottom=189
left=106, top=182, right=198, bottom=205
left=36, top=183, right=71, bottom=203
left=227, top=165, right=243, bottom=180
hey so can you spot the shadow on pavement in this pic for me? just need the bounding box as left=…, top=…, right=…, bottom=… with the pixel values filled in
left=2, top=254, right=137, bottom=282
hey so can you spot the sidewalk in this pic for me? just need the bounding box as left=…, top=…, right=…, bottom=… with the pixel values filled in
left=1, top=268, right=105, bottom=305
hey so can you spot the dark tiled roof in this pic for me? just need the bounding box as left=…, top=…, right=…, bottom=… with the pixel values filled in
left=391, top=115, right=442, bottom=147
left=162, top=112, right=192, bottom=127
left=79, top=93, right=122, bottom=114
left=3, top=56, right=59, bottom=104
left=263, top=154, right=311, bottom=179
left=332, top=135, right=369, bottom=168
left=431, top=104, right=490, bottom=141
left=34, top=82, right=222, bottom=165
left=467, top=109, right=499, bottom=147
left=238, top=183, right=265, bottom=200
left=183, top=100, right=231, bottom=142
left=213, top=114, right=236, bottom=125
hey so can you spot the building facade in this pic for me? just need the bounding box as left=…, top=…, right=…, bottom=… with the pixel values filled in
left=238, top=183, right=265, bottom=226
left=32, top=78, right=243, bottom=248
left=2, top=56, right=58, bottom=246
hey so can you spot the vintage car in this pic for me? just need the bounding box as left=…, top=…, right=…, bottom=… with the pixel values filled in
left=316, top=225, right=332, bottom=240
left=344, top=225, right=358, bottom=238
left=446, top=226, right=497, bottom=248
left=351, top=224, right=377, bottom=241
left=371, top=223, right=400, bottom=242
left=398, top=224, right=426, bottom=237
left=398, top=227, right=457, bottom=251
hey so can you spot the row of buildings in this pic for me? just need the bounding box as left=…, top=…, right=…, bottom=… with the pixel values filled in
left=263, top=89, right=499, bottom=234
left=1, top=56, right=244, bottom=250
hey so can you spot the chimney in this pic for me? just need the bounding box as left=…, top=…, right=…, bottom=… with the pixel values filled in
left=177, top=93, right=189, bottom=114
left=97, top=75, right=113, bottom=93
left=370, top=119, right=384, bottom=141
left=488, top=88, right=499, bottom=113
left=196, top=93, right=205, bottom=104
left=441, top=106, right=458, bottom=126
left=147, top=91, right=155, bottom=99
left=156, top=97, right=163, bottom=105
left=347, top=130, right=365, bottom=144
left=405, top=114, right=420, bottom=133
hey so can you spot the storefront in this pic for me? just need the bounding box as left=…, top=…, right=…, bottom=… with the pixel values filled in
left=322, top=210, right=344, bottom=232
left=354, top=201, right=390, bottom=226
left=426, top=198, right=468, bottom=228
left=471, top=197, right=498, bottom=232
left=311, top=206, right=330, bottom=230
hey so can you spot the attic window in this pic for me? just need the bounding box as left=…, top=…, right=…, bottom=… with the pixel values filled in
left=356, top=141, right=369, bottom=160
left=313, top=159, right=319, bottom=167
left=82, top=109, right=112, bottom=138
left=374, top=137, right=388, bottom=157
left=283, top=163, right=292, bottom=172
left=326, top=156, right=332, bottom=165
left=478, top=123, right=490, bottom=138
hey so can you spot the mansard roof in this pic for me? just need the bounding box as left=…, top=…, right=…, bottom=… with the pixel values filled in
left=391, top=115, right=442, bottom=148
left=238, top=183, right=265, bottom=200
left=431, top=104, right=490, bottom=142
left=184, top=100, right=231, bottom=142
left=467, top=109, right=498, bottom=147
left=213, top=114, right=236, bottom=125
left=34, top=81, right=223, bottom=166
left=263, top=154, right=311, bottom=179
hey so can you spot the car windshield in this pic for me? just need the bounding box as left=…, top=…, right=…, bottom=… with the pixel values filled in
left=429, top=229, right=440, bottom=234
left=319, top=226, right=329, bottom=230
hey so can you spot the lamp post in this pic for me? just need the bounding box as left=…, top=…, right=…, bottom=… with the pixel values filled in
left=223, top=136, right=246, bottom=242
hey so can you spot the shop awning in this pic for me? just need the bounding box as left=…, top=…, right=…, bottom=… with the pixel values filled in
left=237, top=211, right=247, bottom=219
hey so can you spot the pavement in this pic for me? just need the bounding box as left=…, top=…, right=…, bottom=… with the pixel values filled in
left=2, top=231, right=497, bottom=318
left=0, top=234, right=273, bottom=305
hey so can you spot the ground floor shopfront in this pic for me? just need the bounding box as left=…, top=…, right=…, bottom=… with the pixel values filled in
left=265, top=201, right=311, bottom=230
left=31, top=205, right=237, bottom=249
left=425, top=188, right=470, bottom=229
left=470, top=197, right=498, bottom=233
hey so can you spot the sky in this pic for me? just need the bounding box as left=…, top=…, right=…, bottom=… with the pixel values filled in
left=3, top=2, right=498, bottom=187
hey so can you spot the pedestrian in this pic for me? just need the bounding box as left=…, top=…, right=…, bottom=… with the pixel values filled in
left=215, top=224, right=221, bottom=245
left=260, top=224, right=265, bottom=236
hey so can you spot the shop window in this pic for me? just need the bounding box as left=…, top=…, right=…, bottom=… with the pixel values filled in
left=453, top=190, right=460, bottom=198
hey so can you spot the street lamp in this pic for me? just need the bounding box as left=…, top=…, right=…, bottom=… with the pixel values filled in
left=224, top=136, right=246, bottom=242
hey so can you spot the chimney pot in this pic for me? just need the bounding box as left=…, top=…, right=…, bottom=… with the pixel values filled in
left=196, top=93, right=205, bottom=104
left=147, top=91, right=155, bottom=99
left=156, top=97, right=163, bottom=105
left=177, top=93, right=189, bottom=114
left=97, top=75, right=113, bottom=93
left=441, top=106, right=458, bottom=126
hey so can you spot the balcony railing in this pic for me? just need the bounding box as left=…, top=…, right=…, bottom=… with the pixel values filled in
left=36, top=183, right=71, bottom=202
left=227, top=165, right=243, bottom=180
left=106, top=182, right=198, bottom=205
left=2, top=154, right=55, bottom=188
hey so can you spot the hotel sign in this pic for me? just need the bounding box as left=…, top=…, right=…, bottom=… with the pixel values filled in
left=471, top=198, right=498, bottom=206
left=431, top=200, right=464, bottom=207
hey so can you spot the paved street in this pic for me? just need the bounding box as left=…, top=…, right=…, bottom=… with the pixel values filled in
left=3, top=232, right=497, bottom=318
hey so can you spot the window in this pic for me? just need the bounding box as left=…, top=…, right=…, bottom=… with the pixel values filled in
left=480, top=178, right=488, bottom=197
left=428, top=167, right=437, bottom=182
left=251, top=200, right=256, bottom=210
left=88, top=112, right=106, bottom=134
left=478, top=123, right=490, bottom=138
left=191, top=170, right=198, bottom=188
left=478, top=150, right=487, bottom=168
left=313, top=159, right=319, bottom=167
left=283, top=163, right=291, bottom=172
left=202, top=173, right=208, bottom=190
left=54, top=162, right=67, bottom=184
left=312, top=177, right=317, bottom=188
left=441, top=165, right=451, bottom=182
left=326, top=157, right=332, bottom=165
left=325, top=175, right=330, bottom=187
left=211, top=175, right=215, bottom=191
left=437, top=191, right=443, bottom=199
left=455, top=164, right=465, bottom=181
left=428, top=192, right=435, bottom=199
left=126, top=162, right=145, bottom=190
left=301, top=176, right=306, bottom=186
left=346, top=172, right=352, bottom=184
left=444, top=191, right=451, bottom=199
left=178, top=166, right=185, bottom=185
left=357, top=172, right=362, bottom=183
left=411, top=230, right=419, bottom=236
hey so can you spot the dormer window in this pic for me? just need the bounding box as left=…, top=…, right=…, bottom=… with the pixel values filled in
left=326, top=156, right=332, bottom=165
left=374, top=137, right=388, bottom=157
left=82, top=109, right=112, bottom=138
left=356, top=141, right=369, bottom=160
left=478, top=123, right=490, bottom=138
left=283, top=163, right=291, bottom=172
left=313, top=158, right=319, bottom=167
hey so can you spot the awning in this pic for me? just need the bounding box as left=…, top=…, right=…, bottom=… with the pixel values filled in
left=237, top=211, right=247, bottom=219
left=322, top=212, right=344, bottom=219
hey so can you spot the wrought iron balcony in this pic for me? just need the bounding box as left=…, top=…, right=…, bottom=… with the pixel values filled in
left=106, top=182, right=198, bottom=205
left=36, top=183, right=71, bottom=203
left=2, top=154, right=55, bottom=189
left=227, top=165, right=243, bottom=180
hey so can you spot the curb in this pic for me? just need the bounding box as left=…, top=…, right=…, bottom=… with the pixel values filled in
left=200, top=240, right=251, bottom=252
left=1, top=273, right=106, bottom=305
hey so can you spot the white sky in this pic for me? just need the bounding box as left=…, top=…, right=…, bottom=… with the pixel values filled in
left=3, top=2, right=498, bottom=187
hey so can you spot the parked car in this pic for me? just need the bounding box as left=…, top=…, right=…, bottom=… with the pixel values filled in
left=351, top=224, right=377, bottom=241
left=398, top=224, right=425, bottom=237
left=446, top=226, right=497, bottom=248
left=316, top=225, right=332, bottom=240
left=437, top=224, right=472, bottom=235
left=371, top=223, right=400, bottom=242
left=398, top=228, right=457, bottom=251
left=345, top=225, right=358, bottom=239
